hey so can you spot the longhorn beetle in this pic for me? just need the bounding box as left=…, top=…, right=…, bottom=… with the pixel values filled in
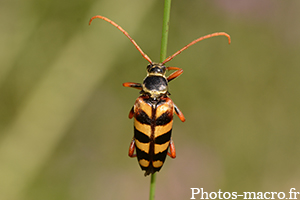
left=89, top=15, right=231, bottom=176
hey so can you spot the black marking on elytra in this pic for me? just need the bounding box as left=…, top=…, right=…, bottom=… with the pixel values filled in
left=136, top=145, right=150, bottom=160
left=153, top=149, right=168, bottom=162
left=144, top=165, right=155, bottom=175
left=156, top=111, right=172, bottom=125
left=155, top=129, right=172, bottom=145
left=135, top=110, right=151, bottom=125
left=134, top=127, right=150, bottom=143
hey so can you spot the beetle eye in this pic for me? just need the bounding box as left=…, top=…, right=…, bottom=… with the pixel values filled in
left=147, top=64, right=152, bottom=72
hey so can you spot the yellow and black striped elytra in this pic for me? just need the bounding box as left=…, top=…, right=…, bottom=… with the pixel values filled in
left=132, top=95, right=178, bottom=175
left=126, top=63, right=186, bottom=176
left=89, top=15, right=231, bottom=176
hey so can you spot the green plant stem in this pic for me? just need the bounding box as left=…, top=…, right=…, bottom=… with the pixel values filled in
left=160, top=0, right=172, bottom=63
left=149, top=173, right=156, bottom=200
left=149, top=0, right=172, bottom=200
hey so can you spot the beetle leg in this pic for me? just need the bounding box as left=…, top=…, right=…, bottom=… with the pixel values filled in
left=174, top=103, right=185, bottom=122
left=128, top=138, right=136, bottom=157
left=123, top=82, right=142, bottom=90
left=166, top=67, right=183, bottom=82
left=167, top=138, right=176, bottom=158
left=128, top=106, right=134, bottom=119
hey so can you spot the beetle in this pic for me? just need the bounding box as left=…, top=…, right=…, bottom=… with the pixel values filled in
left=89, top=15, right=230, bottom=176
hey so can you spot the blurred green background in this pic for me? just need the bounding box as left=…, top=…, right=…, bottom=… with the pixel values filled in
left=1, top=0, right=300, bottom=199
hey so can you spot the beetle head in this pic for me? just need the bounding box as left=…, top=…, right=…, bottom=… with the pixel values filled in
left=146, top=63, right=167, bottom=77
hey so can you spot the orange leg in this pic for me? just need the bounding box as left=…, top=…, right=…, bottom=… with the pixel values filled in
left=166, top=67, right=183, bottom=82
left=128, top=106, right=134, bottom=119
left=128, top=138, right=136, bottom=157
left=174, top=104, right=185, bottom=122
left=167, top=138, right=176, bottom=158
left=123, top=82, right=142, bottom=90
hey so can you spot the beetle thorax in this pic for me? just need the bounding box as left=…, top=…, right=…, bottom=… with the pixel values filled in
left=142, top=63, right=168, bottom=99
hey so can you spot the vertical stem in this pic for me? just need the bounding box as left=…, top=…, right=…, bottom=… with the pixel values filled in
left=149, top=172, right=156, bottom=200
left=160, top=0, right=172, bottom=63
left=149, top=1, right=172, bottom=200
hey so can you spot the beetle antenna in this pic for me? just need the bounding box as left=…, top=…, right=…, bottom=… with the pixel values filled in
left=162, top=32, right=231, bottom=64
left=89, top=15, right=153, bottom=64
